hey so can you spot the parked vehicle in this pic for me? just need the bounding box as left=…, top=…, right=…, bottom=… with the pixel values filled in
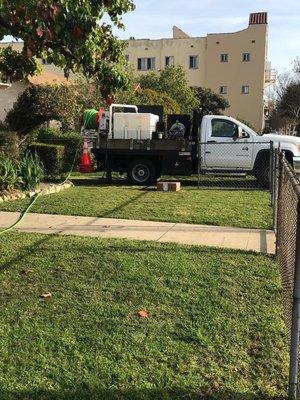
left=84, top=104, right=300, bottom=187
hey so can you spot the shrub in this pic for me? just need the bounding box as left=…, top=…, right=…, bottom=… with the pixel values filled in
left=5, top=84, right=79, bottom=135
left=0, top=157, right=21, bottom=191
left=34, top=127, right=82, bottom=172
left=30, top=143, right=65, bottom=177
left=18, top=152, right=44, bottom=191
left=0, top=131, right=22, bottom=161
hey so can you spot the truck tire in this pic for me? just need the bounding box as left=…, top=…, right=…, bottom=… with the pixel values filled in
left=254, top=156, right=270, bottom=189
left=127, top=159, right=156, bottom=185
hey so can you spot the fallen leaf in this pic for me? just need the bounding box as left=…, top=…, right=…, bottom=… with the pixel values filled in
left=138, top=310, right=149, bottom=318
left=41, top=293, right=52, bottom=299
left=21, top=268, right=34, bottom=275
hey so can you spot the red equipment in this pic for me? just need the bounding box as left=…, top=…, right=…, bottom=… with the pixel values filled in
left=79, top=138, right=95, bottom=173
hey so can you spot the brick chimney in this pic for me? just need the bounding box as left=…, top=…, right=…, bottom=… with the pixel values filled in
left=249, top=12, right=268, bottom=25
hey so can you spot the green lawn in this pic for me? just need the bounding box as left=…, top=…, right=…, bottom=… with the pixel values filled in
left=0, top=178, right=272, bottom=229
left=0, top=232, right=288, bottom=399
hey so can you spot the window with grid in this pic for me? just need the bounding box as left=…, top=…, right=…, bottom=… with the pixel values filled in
left=220, top=53, right=228, bottom=62
left=189, top=55, right=199, bottom=69
left=165, top=56, right=175, bottom=67
left=137, top=57, right=156, bottom=71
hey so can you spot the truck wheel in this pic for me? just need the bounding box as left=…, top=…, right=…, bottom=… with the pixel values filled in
left=254, top=159, right=270, bottom=189
left=127, top=159, right=156, bottom=185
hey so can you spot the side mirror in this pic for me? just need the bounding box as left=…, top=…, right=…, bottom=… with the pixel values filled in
left=238, top=126, right=244, bottom=138
left=235, top=127, right=249, bottom=140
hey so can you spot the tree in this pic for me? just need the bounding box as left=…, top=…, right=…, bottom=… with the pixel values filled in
left=5, top=84, right=80, bottom=134
left=116, top=88, right=180, bottom=116
left=138, top=66, right=199, bottom=114
left=278, top=82, right=300, bottom=124
left=0, top=0, right=135, bottom=97
left=194, top=87, right=229, bottom=117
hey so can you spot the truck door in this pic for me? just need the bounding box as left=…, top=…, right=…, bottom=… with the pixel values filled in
left=204, top=118, right=253, bottom=169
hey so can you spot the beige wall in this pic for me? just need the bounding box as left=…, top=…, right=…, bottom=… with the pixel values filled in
left=126, top=16, right=268, bottom=132
left=0, top=81, right=26, bottom=122
left=126, top=37, right=207, bottom=87
left=205, top=24, right=267, bottom=131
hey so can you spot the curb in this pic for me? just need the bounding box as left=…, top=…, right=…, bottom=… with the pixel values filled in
left=0, top=181, right=74, bottom=203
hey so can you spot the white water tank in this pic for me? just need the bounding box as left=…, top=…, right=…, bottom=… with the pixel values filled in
left=113, top=113, right=159, bottom=140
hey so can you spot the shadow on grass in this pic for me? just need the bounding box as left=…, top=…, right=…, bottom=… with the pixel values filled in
left=0, top=234, right=53, bottom=271
left=0, top=388, right=286, bottom=400
left=99, top=189, right=150, bottom=218
left=71, top=176, right=266, bottom=191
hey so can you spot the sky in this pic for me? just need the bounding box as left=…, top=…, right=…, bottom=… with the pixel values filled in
left=113, top=0, right=300, bottom=73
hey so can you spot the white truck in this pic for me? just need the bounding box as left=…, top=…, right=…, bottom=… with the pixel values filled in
left=88, top=104, right=300, bottom=186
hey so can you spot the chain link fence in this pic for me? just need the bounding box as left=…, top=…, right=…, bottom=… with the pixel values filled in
left=195, top=141, right=274, bottom=190
left=275, top=152, right=300, bottom=399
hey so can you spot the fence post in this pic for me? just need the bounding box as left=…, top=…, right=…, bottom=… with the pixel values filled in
left=270, top=141, right=275, bottom=206
left=289, top=201, right=300, bottom=399
left=273, top=149, right=279, bottom=233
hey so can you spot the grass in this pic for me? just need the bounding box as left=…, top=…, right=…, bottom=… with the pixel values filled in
left=0, top=177, right=273, bottom=229
left=0, top=232, right=288, bottom=399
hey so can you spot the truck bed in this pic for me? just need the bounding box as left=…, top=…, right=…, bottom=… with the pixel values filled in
left=92, top=138, right=192, bottom=153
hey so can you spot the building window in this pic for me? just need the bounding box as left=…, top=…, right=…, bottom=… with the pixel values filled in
left=220, top=54, right=228, bottom=62
left=220, top=86, right=227, bottom=95
left=137, top=57, right=156, bottom=71
left=243, top=53, right=251, bottom=62
left=189, top=55, right=199, bottom=69
left=165, top=56, right=175, bottom=67
left=125, top=54, right=129, bottom=62
left=242, top=85, right=250, bottom=94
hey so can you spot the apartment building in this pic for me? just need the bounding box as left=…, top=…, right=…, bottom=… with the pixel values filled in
left=125, top=12, right=271, bottom=131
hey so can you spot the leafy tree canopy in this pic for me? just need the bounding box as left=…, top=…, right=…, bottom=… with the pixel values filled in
left=0, top=0, right=135, bottom=97
left=116, top=88, right=181, bottom=116
left=194, top=87, right=229, bottom=117
left=138, top=66, right=199, bottom=114
left=278, top=82, right=300, bottom=123
left=5, top=84, right=80, bottom=134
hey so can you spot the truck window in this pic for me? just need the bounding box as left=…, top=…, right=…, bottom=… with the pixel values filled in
left=211, top=119, right=238, bottom=138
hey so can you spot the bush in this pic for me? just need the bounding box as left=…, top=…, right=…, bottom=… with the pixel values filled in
left=0, top=131, right=22, bottom=161
left=5, top=84, right=79, bottom=135
left=33, top=127, right=82, bottom=173
left=18, top=152, right=44, bottom=191
left=30, top=143, right=65, bottom=177
left=0, top=157, right=21, bottom=191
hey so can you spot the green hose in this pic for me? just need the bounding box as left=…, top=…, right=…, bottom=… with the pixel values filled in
left=83, top=109, right=99, bottom=130
left=0, top=139, right=82, bottom=236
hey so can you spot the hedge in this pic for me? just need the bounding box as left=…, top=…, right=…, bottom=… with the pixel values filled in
left=29, top=143, right=65, bottom=177
left=33, top=127, right=82, bottom=172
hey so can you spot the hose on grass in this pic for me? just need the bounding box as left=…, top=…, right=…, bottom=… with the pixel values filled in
left=0, top=136, right=82, bottom=236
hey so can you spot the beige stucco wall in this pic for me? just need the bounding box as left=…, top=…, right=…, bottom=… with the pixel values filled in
left=205, top=24, right=267, bottom=131
left=126, top=19, right=268, bottom=132
left=0, top=81, right=26, bottom=122
left=126, top=37, right=207, bottom=87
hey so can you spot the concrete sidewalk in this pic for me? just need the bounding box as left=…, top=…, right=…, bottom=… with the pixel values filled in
left=0, top=211, right=275, bottom=254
